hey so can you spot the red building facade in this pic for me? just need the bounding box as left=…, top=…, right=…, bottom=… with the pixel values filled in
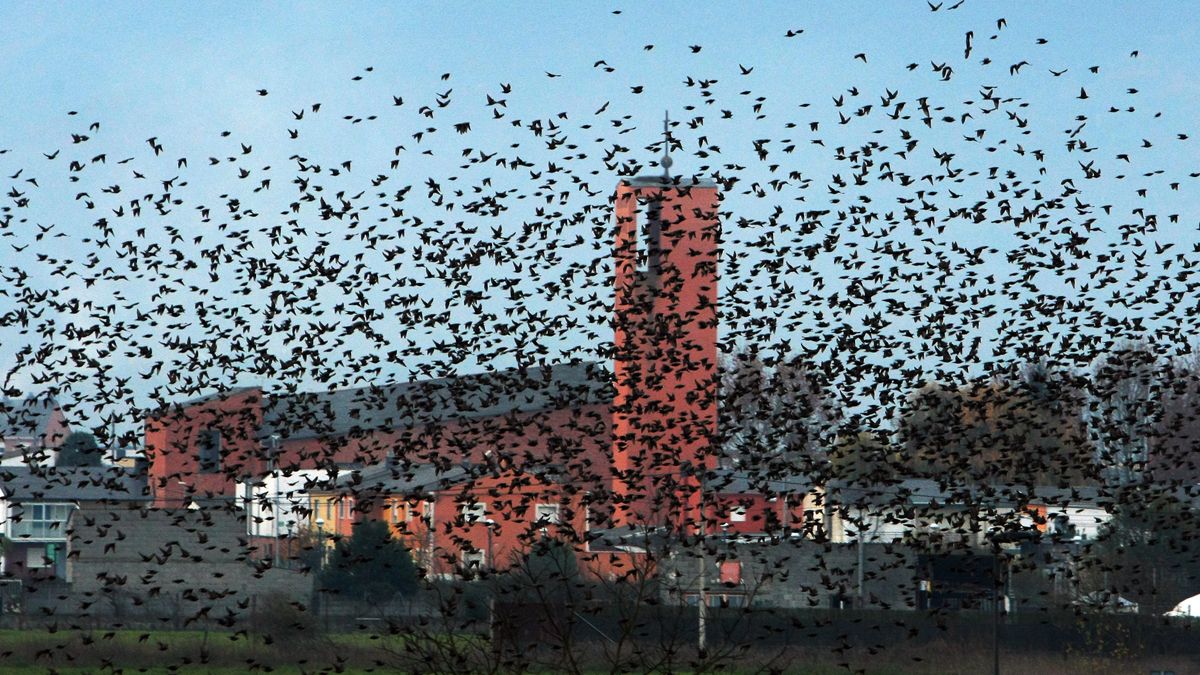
left=144, top=170, right=808, bottom=575
left=611, top=176, right=721, bottom=530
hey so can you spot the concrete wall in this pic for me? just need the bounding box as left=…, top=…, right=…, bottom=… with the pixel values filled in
left=659, top=538, right=919, bottom=610
left=66, top=502, right=310, bottom=624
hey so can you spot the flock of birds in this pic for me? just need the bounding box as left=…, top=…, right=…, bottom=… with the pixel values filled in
left=0, top=4, right=1199, bottom=671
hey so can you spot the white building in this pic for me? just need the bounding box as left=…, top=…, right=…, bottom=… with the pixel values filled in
left=824, top=480, right=1114, bottom=545
left=0, top=466, right=145, bottom=579
left=1166, top=593, right=1200, bottom=618
left=238, top=469, right=334, bottom=537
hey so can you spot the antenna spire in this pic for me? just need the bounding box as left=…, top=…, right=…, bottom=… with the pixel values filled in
left=660, top=110, right=674, bottom=179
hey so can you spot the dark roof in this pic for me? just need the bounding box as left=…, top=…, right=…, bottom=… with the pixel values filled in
left=706, top=467, right=812, bottom=496
left=67, top=501, right=252, bottom=563
left=326, top=462, right=475, bottom=498
left=0, top=466, right=148, bottom=502
left=0, top=395, right=62, bottom=439
left=320, top=459, right=569, bottom=500
left=585, top=525, right=673, bottom=552
left=621, top=175, right=718, bottom=189
left=260, top=360, right=612, bottom=441
left=143, top=386, right=261, bottom=420
left=825, top=479, right=1114, bottom=511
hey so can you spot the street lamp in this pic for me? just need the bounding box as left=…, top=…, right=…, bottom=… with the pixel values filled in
left=483, top=518, right=496, bottom=571
left=681, top=461, right=709, bottom=657
left=315, top=517, right=326, bottom=570
left=482, top=517, right=498, bottom=645
left=269, top=435, right=280, bottom=567
left=177, top=481, right=198, bottom=510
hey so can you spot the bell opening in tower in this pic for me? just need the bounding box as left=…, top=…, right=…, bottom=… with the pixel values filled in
left=639, top=193, right=664, bottom=294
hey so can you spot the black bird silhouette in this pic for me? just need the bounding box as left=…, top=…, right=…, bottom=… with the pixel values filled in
left=0, top=8, right=1197, bottom=674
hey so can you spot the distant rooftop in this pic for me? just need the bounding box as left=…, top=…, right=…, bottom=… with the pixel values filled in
left=825, top=479, right=1116, bottom=510
left=141, top=361, right=613, bottom=442
left=0, top=465, right=148, bottom=502
left=0, top=395, right=62, bottom=439
left=260, top=360, right=612, bottom=441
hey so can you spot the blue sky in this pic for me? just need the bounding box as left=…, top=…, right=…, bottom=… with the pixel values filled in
left=1, top=2, right=1198, bottom=441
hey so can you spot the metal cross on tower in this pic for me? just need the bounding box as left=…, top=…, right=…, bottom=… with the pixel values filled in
left=660, top=110, right=674, bottom=179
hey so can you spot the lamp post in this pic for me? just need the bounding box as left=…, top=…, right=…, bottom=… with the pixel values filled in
left=269, top=435, right=280, bottom=567
left=678, top=459, right=709, bottom=657
left=857, top=518, right=865, bottom=607
left=315, top=518, right=326, bottom=570
left=697, top=464, right=707, bottom=658
left=483, top=517, right=497, bottom=645
left=484, top=518, right=496, bottom=571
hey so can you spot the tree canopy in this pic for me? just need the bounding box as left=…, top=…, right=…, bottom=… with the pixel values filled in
left=56, top=431, right=103, bottom=467
left=318, top=520, right=419, bottom=602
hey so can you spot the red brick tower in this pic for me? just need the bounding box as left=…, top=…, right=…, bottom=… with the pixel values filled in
left=611, top=116, right=720, bottom=531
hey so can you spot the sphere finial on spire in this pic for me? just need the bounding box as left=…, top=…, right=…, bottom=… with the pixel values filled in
left=660, top=110, right=673, bottom=178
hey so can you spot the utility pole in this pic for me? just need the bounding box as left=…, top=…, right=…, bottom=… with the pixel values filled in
left=428, top=499, right=436, bottom=577
left=697, top=463, right=707, bottom=657
left=485, top=518, right=496, bottom=644
left=991, top=541, right=1002, bottom=675
left=315, top=518, right=326, bottom=569
left=270, top=434, right=280, bottom=567
left=485, top=518, right=496, bottom=571
left=857, top=520, right=865, bottom=606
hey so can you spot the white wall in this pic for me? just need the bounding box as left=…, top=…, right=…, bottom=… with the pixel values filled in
left=239, top=469, right=333, bottom=537
left=0, top=495, right=7, bottom=574
left=1045, top=505, right=1110, bottom=540
left=835, top=504, right=1111, bottom=544
left=0, top=447, right=56, bottom=468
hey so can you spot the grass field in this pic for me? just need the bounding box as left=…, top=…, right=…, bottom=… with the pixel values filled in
left=0, top=628, right=1194, bottom=674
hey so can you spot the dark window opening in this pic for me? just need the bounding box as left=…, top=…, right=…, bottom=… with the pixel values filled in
left=639, top=196, right=664, bottom=289
left=198, top=428, right=221, bottom=474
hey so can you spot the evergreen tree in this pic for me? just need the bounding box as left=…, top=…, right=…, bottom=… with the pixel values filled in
left=57, top=431, right=103, bottom=467
left=319, top=520, right=418, bottom=601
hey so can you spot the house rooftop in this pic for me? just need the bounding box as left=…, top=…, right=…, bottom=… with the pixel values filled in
left=706, top=467, right=813, bottom=496
left=315, top=459, right=570, bottom=501
left=0, top=395, right=63, bottom=439
left=259, top=360, right=613, bottom=441
left=0, top=466, right=148, bottom=502
left=825, top=479, right=1116, bottom=511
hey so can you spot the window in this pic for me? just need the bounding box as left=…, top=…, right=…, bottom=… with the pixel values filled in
left=390, top=503, right=400, bottom=523
left=25, top=546, right=47, bottom=568
left=684, top=593, right=744, bottom=608
left=719, top=561, right=743, bottom=585
left=197, top=429, right=221, bottom=474
left=462, top=550, right=485, bottom=570
left=534, top=504, right=560, bottom=527
left=720, top=594, right=748, bottom=608
left=10, top=503, right=74, bottom=540
left=461, top=501, right=487, bottom=523
left=729, top=506, right=747, bottom=523
left=1050, top=515, right=1077, bottom=539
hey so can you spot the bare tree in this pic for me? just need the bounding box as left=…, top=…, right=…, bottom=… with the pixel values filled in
left=718, top=348, right=839, bottom=479
left=1086, top=343, right=1161, bottom=487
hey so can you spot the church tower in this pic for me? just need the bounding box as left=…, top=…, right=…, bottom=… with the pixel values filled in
left=611, top=114, right=720, bottom=531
